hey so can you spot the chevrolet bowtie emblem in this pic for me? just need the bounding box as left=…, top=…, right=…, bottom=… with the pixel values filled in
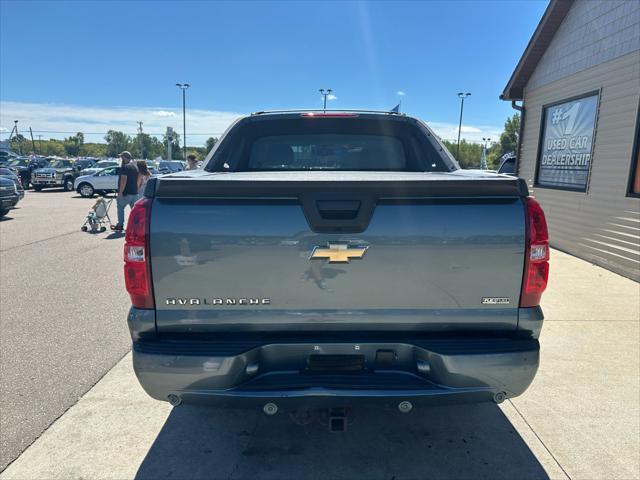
left=309, top=243, right=368, bottom=263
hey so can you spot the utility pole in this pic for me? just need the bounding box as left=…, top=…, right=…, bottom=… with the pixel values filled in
left=176, top=83, right=190, bottom=160
left=166, top=127, right=174, bottom=160
left=8, top=120, right=18, bottom=141
left=37, top=135, right=43, bottom=153
left=137, top=121, right=144, bottom=159
left=29, top=127, right=36, bottom=154
left=319, top=88, right=333, bottom=112
left=456, top=92, right=471, bottom=160
left=10, top=120, right=21, bottom=154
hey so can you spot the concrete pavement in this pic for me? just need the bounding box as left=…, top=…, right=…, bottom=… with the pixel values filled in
left=1, top=195, right=639, bottom=479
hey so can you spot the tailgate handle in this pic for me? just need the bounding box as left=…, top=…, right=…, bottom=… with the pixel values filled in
left=316, top=200, right=361, bottom=220
left=301, top=193, right=376, bottom=233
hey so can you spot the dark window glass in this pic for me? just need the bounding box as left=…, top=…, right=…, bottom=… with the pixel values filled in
left=249, top=134, right=406, bottom=171
left=207, top=117, right=449, bottom=172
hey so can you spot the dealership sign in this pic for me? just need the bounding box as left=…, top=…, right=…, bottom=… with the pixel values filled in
left=536, top=93, right=599, bottom=191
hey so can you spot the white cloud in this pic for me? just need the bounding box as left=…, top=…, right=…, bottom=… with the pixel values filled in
left=0, top=100, right=502, bottom=146
left=426, top=121, right=502, bottom=144
left=397, top=91, right=406, bottom=96
left=0, top=101, right=244, bottom=144
left=327, top=94, right=337, bottom=101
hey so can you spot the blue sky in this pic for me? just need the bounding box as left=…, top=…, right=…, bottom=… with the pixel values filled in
left=0, top=0, right=547, bottom=144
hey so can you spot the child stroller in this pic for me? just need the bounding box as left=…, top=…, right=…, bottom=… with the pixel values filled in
left=81, top=197, right=113, bottom=233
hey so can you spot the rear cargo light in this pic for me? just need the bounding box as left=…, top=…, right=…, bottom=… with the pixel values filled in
left=300, top=113, right=359, bottom=117
left=520, top=197, right=549, bottom=308
left=124, top=197, right=154, bottom=309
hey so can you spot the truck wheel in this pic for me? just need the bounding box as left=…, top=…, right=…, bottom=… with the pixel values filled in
left=78, top=183, right=95, bottom=198
left=64, top=177, right=75, bottom=192
left=0, top=209, right=9, bottom=218
left=34, top=186, right=43, bottom=192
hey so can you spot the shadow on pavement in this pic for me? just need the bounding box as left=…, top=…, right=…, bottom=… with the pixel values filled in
left=135, top=403, right=548, bottom=480
left=104, top=232, right=125, bottom=240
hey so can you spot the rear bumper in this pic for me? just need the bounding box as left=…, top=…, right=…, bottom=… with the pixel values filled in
left=131, top=334, right=540, bottom=408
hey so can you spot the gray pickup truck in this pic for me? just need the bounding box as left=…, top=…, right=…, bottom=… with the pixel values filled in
left=124, top=111, right=549, bottom=426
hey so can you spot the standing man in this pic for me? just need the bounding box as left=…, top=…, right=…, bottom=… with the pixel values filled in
left=186, top=153, right=199, bottom=170
left=111, top=151, right=139, bottom=232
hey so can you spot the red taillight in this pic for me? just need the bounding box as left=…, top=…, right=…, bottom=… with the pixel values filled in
left=520, top=197, right=550, bottom=308
left=124, top=198, right=154, bottom=308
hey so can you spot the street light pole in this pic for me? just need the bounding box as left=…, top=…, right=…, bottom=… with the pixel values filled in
left=319, top=88, right=333, bottom=112
left=176, top=83, right=190, bottom=160
left=456, top=92, right=471, bottom=160
left=137, top=121, right=144, bottom=159
left=481, top=137, right=491, bottom=170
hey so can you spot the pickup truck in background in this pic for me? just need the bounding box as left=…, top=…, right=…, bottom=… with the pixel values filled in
left=31, top=159, right=81, bottom=192
left=124, top=111, right=549, bottom=429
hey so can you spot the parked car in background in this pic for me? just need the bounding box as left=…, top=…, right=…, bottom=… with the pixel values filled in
left=94, top=160, right=119, bottom=169
left=78, top=160, right=115, bottom=176
left=74, top=158, right=97, bottom=171
left=0, top=167, right=25, bottom=199
left=31, top=159, right=79, bottom=191
left=157, top=160, right=184, bottom=174
left=0, top=176, right=21, bottom=217
left=498, top=154, right=517, bottom=176
left=74, top=166, right=119, bottom=197
left=7, top=156, right=50, bottom=189
left=0, top=149, right=19, bottom=166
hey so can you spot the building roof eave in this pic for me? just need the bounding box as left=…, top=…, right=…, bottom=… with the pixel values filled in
left=501, top=0, right=574, bottom=101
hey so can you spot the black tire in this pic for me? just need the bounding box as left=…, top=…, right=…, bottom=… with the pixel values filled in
left=77, top=183, right=95, bottom=198
left=34, top=186, right=43, bottom=192
left=63, top=177, right=75, bottom=192
left=0, top=209, right=9, bottom=218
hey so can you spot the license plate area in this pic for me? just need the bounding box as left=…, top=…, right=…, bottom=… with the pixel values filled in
left=306, top=354, right=365, bottom=372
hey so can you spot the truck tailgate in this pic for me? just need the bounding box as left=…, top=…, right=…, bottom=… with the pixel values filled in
left=149, top=171, right=526, bottom=333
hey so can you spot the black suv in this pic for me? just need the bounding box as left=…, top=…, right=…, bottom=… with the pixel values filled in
left=0, top=176, right=20, bottom=217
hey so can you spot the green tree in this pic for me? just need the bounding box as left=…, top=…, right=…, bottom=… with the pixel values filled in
left=130, top=133, right=164, bottom=159
left=441, top=139, right=483, bottom=169
left=205, top=137, right=218, bottom=154
left=80, top=143, right=108, bottom=157
left=499, top=113, right=520, bottom=157
left=104, top=130, right=131, bottom=157
left=63, top=132, right=84, bottom=156
left=31, top=139, right=66, bottom=156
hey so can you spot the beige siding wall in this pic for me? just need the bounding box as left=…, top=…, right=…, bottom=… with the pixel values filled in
left=528, top=0, right=640, bottom=91
left=519, top=50, right=640, bottom=281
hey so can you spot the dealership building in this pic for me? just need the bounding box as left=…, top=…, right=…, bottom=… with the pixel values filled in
left=502, top=0, right=640, bottom=281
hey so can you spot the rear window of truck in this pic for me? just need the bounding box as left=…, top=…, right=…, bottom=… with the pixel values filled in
left=249, top=134, right=406, bottom=171
left=206, top=117, right=449, bottom=172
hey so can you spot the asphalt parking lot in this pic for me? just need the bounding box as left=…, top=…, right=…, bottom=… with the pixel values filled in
left=0, top=190, right=131, bottom=470
left=1, top=191, right=639, bottom=480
